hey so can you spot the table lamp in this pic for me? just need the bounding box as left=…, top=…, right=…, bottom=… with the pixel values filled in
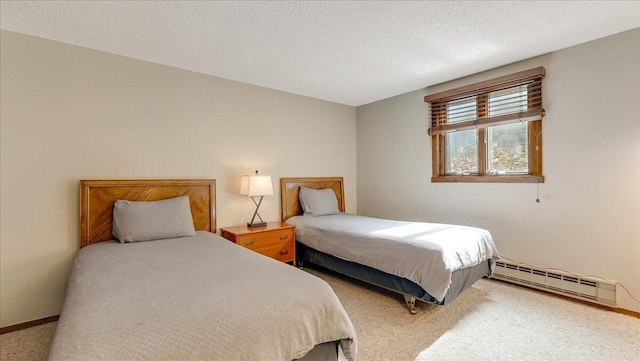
left=240, top=170, right=273, bottom=227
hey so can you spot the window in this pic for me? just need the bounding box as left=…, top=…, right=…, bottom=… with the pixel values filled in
left=424, top=67, right=545, bottom=183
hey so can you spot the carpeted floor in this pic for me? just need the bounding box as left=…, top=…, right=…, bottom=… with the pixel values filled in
left=1, top=266, right=639, bottom=361
left=309, top=267, right=640, bottom=361
left=0, top=322, right=56, bottom=361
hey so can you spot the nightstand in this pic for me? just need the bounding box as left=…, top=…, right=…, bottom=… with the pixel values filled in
left=220, top=222, right=296, bottom=266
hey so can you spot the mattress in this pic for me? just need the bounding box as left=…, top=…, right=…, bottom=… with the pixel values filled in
left=287, top=213, right=500, bottom=302
left=49, top=231, right=357, bottom=361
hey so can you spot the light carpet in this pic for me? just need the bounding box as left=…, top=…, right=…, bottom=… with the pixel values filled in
left=308, top=267, right=640, bottom=361
left=1, top=266, right=638, bottom=361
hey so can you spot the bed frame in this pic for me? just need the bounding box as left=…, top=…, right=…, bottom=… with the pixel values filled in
left=77, top=179, right=339, bottom=361
left=280, top=177, right=493, bottom=314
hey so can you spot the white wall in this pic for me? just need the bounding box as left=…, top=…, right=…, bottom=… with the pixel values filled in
left=357, top=29, right=640, bottom=312
left=0, top=30, right=357, bottom=327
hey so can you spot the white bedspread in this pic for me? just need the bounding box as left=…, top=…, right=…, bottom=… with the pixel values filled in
left=49, top=231, right=357, bottom=361
left=288, top=213, right=500, bottom=302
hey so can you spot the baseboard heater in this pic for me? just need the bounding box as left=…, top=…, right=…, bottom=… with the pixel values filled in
left=493, top=259, right=617, bottom=307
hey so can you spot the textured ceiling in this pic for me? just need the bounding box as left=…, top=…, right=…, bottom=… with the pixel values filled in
left=1, top=1, right=639, bottom=106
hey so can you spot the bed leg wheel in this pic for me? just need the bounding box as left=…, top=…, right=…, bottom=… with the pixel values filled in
left=403, top=295, right=417, bottom=314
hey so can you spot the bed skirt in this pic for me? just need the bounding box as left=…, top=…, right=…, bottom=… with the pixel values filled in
left=298, top=242, right=494, bottom=305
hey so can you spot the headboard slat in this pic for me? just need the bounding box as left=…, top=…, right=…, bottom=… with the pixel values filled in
left=280, top=177, right=344, bottom=222
left=80, top=179, right=216, bottom=248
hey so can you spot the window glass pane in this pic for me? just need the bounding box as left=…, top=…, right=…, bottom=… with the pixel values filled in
left=446, top=97, right=476, bottom=124
left=489, top=85, right=527, bottom=116
left=446, top=129, right=478, bottom=174
left=487, top=123, right=528, bottom=174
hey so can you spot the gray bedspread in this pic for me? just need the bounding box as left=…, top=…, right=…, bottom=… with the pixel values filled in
left=288, top=213, right=500, bottom=302
left=48, top=231, right=357, bottom=361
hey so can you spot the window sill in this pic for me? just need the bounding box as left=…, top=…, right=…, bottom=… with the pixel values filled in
left=431, top=175, right=544, bottom=183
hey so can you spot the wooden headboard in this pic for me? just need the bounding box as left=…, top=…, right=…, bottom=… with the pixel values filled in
left=80, top=179, right=216, bottom=248
left=280, top=177, right=345, bottom=222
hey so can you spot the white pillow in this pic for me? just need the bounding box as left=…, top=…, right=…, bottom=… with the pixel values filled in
left=299, top=187, right=340, bottom=217
left=112, top=195, right=196, bottom=243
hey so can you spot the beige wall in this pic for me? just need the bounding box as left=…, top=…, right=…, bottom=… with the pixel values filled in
left=357, top=29, right=640, bottom=312
left=0, top=30, right=357, bottom=327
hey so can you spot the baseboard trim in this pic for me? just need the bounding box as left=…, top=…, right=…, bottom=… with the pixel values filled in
left=490, top=278, right=640, bottom=319
left=0, top=315, right=59, bottom=335
left=614, top=307, right=640, bottom=319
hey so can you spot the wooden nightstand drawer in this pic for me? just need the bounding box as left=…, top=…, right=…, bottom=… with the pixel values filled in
left=253, top=241, right=295, bottom=263
left=235, top=229, right=293, bottom=250
left=220, top=222, right=296, bottom=266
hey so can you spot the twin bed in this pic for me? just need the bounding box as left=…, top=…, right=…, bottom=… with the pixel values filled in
left=50, top=177, right=499, bottom=360
left=281, top=177, right=500, bottom=314
left=49, top=179, right=356, bottom=361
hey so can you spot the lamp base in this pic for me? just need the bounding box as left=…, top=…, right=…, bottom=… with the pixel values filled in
left=247, top=221, right=267, bottom=228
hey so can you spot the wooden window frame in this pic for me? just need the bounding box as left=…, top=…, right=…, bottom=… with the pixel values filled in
left=426, top=67, right=545, bottom=184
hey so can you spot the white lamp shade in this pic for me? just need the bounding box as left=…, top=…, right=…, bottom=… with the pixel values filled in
left=240, top=175, right=273, bottom=196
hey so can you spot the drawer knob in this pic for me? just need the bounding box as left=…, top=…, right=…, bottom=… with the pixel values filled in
left=280, top=250, right=289, bottom=255
left=244, top=240, right=255, bottom=246
left=279, top=235, right=289, bottom=240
